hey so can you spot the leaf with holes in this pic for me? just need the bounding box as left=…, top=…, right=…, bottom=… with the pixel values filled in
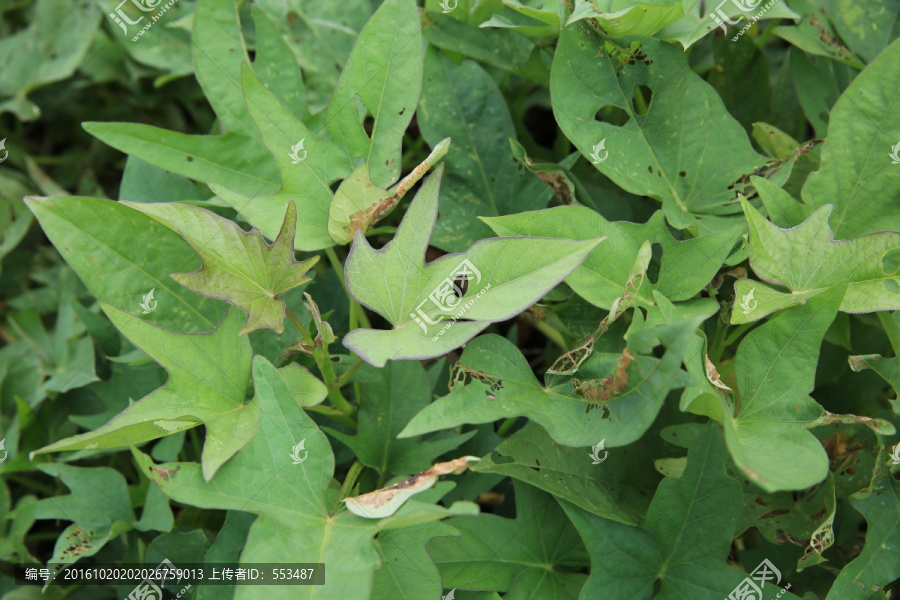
left=551, top=20, right=766, bottom=228
left=342, top=166, right=603, bottom=367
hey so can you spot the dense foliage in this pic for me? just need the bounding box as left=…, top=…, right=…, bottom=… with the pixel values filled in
left=1, top=0, right=899, bottom=598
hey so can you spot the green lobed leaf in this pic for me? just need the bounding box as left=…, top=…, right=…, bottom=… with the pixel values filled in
left=400, top=317, right=698, bottom=448
left=417, top=48, right=553, bottom=252
left=25, top=196, right=226, bottom=333
left=137, top=355, right=476, bottom=600
left=124, top=200, right=318, bottom=335
left=430, top=480, right=589, bottom=598
left=724, top=287, right=844, bottom=492
left=484, top=206, right=742, bottom=310
left=343, top=166, right=603, bottom=367
left=33, top=305, right=256, bottom=482
left=732, top=198, right=900, bottom=325
left=560, top=425, right=801, bottom=599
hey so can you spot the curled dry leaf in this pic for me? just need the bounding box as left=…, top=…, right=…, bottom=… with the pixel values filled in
left=343, top=456, right=480, bottom=519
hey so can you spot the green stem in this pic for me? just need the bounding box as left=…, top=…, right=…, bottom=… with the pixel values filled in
left=286, top=308, right=313, bottom=344
left=756, top=19, right=778, bottom=47
left=336, top=358, right=365, bottom=388
left=533, top=319, right=568, bottom=352
left=336, top=461, right=365, bottom=505
left=350, top=297, right=372, bottom=329
left=305, top=405, right=358, bottom=429
left=325, top=247, right=346, bottom=290
left=722, top=322, right=754, bottom=349
left=318, top=349, right=357, bottom=418
left=497, top=417, right=519, bottom=437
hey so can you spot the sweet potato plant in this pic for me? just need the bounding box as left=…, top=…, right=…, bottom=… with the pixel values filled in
left=1, top=0, right=899, bottom=598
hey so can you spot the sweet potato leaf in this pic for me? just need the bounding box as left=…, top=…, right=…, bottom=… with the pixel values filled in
left=124, top=200, right=317, bottom=335
left=343, top=167, right=603, bottom=366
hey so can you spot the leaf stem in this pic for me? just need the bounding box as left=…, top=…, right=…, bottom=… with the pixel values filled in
left=305, top=405, right=358, bottom=429
left=336, top=358, right=365, bottom=388
left=533, top=319, right=569, bottom=352
left=335, top=460, right=365, bottom=505
left=497, top=417, right=519, bottom=437
left=286, top=308, right=313, bottom=344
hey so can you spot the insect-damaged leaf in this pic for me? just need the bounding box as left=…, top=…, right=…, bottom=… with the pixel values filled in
left=732, top=197, right=900, bottom=324
left=342, top=166, right=603, bottom=367
left=484, top=206, right=742, bottom=310
left=400, top=316, right=698, bottom=449
left=551, top=19, right=765, bottom=228
left=343, top=456, right=479, bottom=519
left=825, top=465, right=900, bottom=600
left=125, top=200, right=318, bottom=335
left=33, top=305, right=257, bottom=482
left=326, top=138, right=450, bottom=246
left=136, top=355, right=476, bottom=600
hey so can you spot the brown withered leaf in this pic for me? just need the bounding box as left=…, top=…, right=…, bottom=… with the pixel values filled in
left=343, top=456, right=479, bottom=519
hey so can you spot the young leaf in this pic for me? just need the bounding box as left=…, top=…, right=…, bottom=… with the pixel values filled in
left=430, top=480, right=589, bottom=598
left=123, top=200, right=318, bottom=335
left=801, top=38, right=900, bottom=239
left=732, top=198, right=900, bottom=324
left=723, top=287, right=844, bottom=492
left=136, top=355, right=476, bottom=600
left=560, top=426, right=800, bottom=599
left=551, top=22, right=765, bottom=228
left=33, top=305, right=256, bottom=482
left=343, top=167, right=602, bottom=366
